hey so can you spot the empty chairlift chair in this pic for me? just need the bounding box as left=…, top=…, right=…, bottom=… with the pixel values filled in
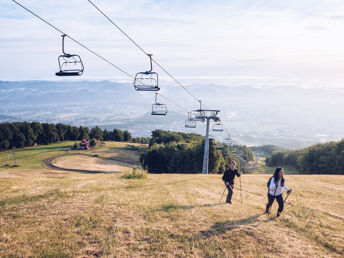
left=212, top=122, right=223, bottom=132
left=56, top=35, right=84, bottom=76
left=134, top=54, right=160, bottom=91
left=151, top=93, right=167, bottom=115
left=185, top=112, right=197, bottom=128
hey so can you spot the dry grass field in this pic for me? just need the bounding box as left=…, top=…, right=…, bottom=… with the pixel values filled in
left=0, top=142, right=343, bottom=257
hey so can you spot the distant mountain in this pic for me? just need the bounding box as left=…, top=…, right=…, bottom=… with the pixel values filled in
left=1, top=80, right=344, bottom=149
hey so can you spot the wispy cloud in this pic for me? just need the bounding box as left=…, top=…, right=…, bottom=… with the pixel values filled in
left=1, top=0, right=344, bottom=87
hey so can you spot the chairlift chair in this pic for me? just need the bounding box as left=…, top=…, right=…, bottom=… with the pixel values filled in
left=56, top=35, right=84, bottom=76
left=189, top=110, right=204, bottom=122
left=212, top=122, right=223, bottom=132
left=185, top=113, right=197, bottom=128
left=185, top=120, right=197, bottom=128
left=151, top=93, right=167, bottom=115
left=134, top=54, right=160, bottom=91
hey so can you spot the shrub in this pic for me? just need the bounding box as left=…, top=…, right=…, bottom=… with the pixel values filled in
left=71, top=142, right=78, bottom=150
left=122, top=166, right=147, bottom=179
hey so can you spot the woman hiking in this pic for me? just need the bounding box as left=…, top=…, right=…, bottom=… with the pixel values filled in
left=265, top=167, right=292, bottom=217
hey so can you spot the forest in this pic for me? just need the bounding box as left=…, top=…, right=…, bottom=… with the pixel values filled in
left=140, top=130, right=254, bottom=174
left=265, top=140, right=344, bottom=174
left=0, top=122, right=145, bottom=151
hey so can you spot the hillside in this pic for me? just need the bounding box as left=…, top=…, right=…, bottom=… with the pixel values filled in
left=0, top=143, right=343, bottom=256
left=2, top=80, right=344, bottom=148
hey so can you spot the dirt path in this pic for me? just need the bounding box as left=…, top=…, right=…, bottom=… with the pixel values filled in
left=43, top=154, right=136, bottom=173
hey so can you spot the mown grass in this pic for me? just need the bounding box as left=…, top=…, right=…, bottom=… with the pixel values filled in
left=0, top=141, right=146, bottom=171
left=0, top=142, right=342, bottom=256
left=252, top=157, right=300, bottom=174
left=122, top=166, right=147, bottom=179
left=0, top=170, right=343, bottom=257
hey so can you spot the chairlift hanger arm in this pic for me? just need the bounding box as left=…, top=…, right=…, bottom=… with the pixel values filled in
left=147, top=54, right=153, bottom=72
left=61, top=34, right=67, bottom=55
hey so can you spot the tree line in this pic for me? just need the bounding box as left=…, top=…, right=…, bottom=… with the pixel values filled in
left=265, top=140, right=344, bottom=174
left=140, top=130, right=254, bottom=174
left=0, top=122, right=148, bottom=151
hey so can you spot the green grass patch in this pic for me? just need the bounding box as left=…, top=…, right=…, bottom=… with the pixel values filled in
left=0, top=189, right=66, bottom=207
left=122, top=166, right=147, bottom=179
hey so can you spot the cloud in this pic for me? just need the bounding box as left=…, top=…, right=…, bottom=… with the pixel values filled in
left=1, top=0, right=344, bottom=87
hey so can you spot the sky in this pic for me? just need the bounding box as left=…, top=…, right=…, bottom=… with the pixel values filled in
left=1, top=0, right=344, bottom=88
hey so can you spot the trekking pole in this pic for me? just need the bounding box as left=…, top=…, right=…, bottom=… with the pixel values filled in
left=219, top=186, right=226, bottom=203
left=284, top=191, right=291, bottom=202
left=239, top=172, right=243, bottom=206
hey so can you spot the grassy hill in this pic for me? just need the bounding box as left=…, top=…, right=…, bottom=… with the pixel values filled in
left=0, top=142, right=343, bottom=257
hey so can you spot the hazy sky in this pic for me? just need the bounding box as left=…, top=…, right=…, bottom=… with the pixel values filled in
left=1, top=0, right=344, bottom=88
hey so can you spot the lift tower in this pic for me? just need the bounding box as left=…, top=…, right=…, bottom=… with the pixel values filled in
left=192, top=101, right=220, bottom=174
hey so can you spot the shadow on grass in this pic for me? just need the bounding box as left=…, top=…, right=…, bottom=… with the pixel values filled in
left=23, top=145, right=71, bottom=151
left=199, top=213, right=276, bottom=239
left=153, top=203, right=224, bottom=212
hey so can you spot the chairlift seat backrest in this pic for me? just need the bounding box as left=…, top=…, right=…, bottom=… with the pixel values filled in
left=151, top=103, right=167, bottom=115
left=213, top=123, right=224, bottom=132
left=56, top=35, right=84, bottom=77
left=189, top=110, right=204, bottom=121
left=134, top=54, right=160, bottom=91
left=134, top=71, right=159, bottom=91
left=185, top=119, right=197, bottom=128
left=56, top=54, right=84, bottom=76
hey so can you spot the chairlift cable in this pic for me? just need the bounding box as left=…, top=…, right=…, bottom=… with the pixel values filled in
left=12, top=0, right=191, bottom=115
left=13, top=0, right=230, bottom=135
left=88, top=0, right=233, bottom=141
left=158, top=93, right=189, bottom=113
left=88, top=0, right=201, bottom=103
left=12, top=0, right=134, bottom=79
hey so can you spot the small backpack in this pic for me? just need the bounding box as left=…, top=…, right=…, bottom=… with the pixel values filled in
left=267, top=177, right=273, bottom=188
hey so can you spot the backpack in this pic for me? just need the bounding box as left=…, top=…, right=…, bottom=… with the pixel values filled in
left=267, top=177, right=273, bottom=188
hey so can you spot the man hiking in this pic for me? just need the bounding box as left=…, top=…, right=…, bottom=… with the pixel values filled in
left=265, top=167, right=292, bottom=217
left=222, top=161, right=241, bottom=204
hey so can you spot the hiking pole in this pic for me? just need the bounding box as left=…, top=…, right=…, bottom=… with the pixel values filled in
left=219, top=186, right=226, bottom=203
left=239, top=172, right=243, bottom=206
left=284, top=190, right=292, bottom=202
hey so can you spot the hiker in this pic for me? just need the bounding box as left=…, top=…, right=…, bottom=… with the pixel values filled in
left=222, top=161, right=241, bottom=204
left=265, top=167, right=292, bottom=217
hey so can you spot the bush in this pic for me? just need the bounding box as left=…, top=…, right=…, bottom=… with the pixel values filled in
left=71, top=142, right=78, bottom=150
left=90, top=139, right=98, bottom=148
left=122, top=166, right=147, bottom=179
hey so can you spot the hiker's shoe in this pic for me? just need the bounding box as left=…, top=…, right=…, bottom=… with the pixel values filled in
left=265, top=209, right=269, bottom=214
left=277, top=212, right=281, bottom=217
left=226, top=201, right=232, bottom=204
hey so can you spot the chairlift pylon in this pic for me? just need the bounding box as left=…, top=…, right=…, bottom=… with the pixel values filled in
left=134, top=54, right=159, bottom=91
left=56, top=35, right=84, bottom=76
left=151, top=93, right=167, bottom=115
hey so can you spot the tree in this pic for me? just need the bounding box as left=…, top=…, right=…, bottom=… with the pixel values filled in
left=30, top=122, right=43, bottom=143
left=20, top=122, right=35, bottom=146
left=112, top=129, right=124, bottom=142
left=79, top=126, right=89, bottom=140
left=123, top=130, right=132, bottom=142
left=65, top=126, right=80, bottom=141
left=103, top=129, right=110, bottom=141
left=0, top=123, right=13, bottom=150
left=56, top=123, right=68, bottom=141
left=90, top=126, right=103, bottom=140
left=10, top=123, right=26, bottom=148
left=90, top=139, right=98, bottom=148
